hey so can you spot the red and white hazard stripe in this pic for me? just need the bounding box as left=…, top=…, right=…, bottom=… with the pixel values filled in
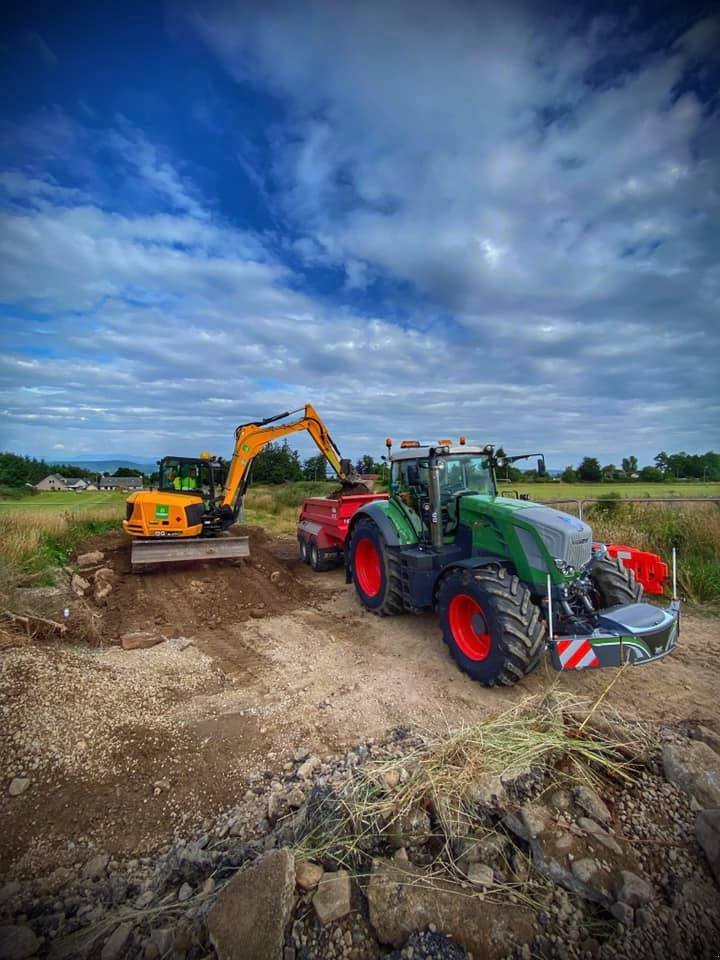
left=555, top=637, right=599, bottom=670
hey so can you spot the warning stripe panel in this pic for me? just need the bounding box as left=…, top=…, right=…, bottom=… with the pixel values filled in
left=556, top=636, right=599, bottom=670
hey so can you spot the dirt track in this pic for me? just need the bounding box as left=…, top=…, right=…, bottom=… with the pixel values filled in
left=2, top=528, right=719, bottom=877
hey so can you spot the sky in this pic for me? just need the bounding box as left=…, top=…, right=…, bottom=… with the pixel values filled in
left=1, top=0, right=719, bottom=469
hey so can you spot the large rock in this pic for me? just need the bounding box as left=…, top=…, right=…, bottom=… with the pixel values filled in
left=295, top=861, right=324, bottom=891
left=121, top=631, right=163, bottom=651
left=313, top=870, right=352, bottom=924
left=695, top=809, right=720, bottom=883
left=82, top=853, right=110, bottom=880
left=0, top=925, right=39, bottom=960
left=77, top=550, right=105, bottom=568
left=101, top=923, right=132, bottom=960
left=612, top=870, right=653, bottom=907
left=208, top=848, right=295, bottom=960
left=663, top=740, right=720, bottom=809
left=577, top=817, right=622, bottom=854
left=71, top=573, right=91, bottom=597
left=573, top=785, right=611, bottom=824
left=8, top=778, right=30, bottom=797
left=367, top=858, right=534, bottom=956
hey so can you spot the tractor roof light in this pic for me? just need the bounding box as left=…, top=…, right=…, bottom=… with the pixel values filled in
left=438, top=439, right=452, bottom=446
left=385, top=437, right=393, bottom=448
left=459, top=436, right=466, bottom=445
left=400, top=440, right=421, bottom=448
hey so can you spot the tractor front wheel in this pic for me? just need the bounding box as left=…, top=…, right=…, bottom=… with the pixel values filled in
left=590, top=554, right=643, bottom=608
left=347, top=518, right=404, bottom=615
left=436, top=565, right=545, bottom=686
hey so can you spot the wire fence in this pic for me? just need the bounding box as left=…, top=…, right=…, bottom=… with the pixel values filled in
left=521, top=496, right=720, bottom=520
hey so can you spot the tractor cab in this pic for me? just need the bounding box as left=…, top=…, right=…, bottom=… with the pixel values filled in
left=389, top=442, right=496, bottom=542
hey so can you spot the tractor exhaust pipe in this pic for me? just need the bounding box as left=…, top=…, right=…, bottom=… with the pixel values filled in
left=428, top=453, right=443, bottom=549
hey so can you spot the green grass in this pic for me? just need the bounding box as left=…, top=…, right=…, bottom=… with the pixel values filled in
left=503, top=481, right=720, bottom=500
left=0, top=490, right=127, bottom=516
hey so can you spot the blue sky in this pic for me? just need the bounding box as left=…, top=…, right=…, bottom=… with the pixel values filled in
left=1, top=0, right=719, bottom=469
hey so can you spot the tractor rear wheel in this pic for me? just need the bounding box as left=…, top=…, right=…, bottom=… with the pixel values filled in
left=436, top=565, right=545, bottom=686
left=348, top=518, right=404, bottom=615
left=590, top=554, right=643, bottom=608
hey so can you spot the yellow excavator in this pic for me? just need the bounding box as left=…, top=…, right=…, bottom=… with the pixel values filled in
left=123, top=404, right=361, bottom=569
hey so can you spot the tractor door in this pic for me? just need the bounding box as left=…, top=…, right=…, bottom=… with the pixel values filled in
left=391, top=458, right=428, bottom=539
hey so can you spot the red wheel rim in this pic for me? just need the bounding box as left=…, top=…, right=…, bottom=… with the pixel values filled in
left=355, top=538, right=382, bottom=597
left=449, top=594, right=491, bottom=661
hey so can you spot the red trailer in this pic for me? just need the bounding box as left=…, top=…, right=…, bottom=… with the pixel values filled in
left=298, top=493, right=388, bottom=571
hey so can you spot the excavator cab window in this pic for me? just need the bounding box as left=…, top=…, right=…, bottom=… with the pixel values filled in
left=159, top=458, right=212, bottom=496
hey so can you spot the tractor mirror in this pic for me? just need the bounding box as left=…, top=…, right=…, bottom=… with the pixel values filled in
left=537, top=457, right=546, bottom=477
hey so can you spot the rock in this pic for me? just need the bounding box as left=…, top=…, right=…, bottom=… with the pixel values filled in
left=573, top=785, right=611, bottom=824
left=0, top=882, right=20, bottom=906
left=571, top=859, right=599, bottom=884
left=286, top=787, right=305, bottom=809
left=297, top=756, right=321, bottom=779
left=689, top=725, right=720, bottom=757
left=695, top=809, right=720, bottom=883
left=269, top=571, right=281, bottom=583
left=467, top=863, right=494, bottom=887
left=296, top=861, right=324, bottom=891
left=94, top=567, right=114, bottom=582
left=293, top=747, right=310, bottom=762
left=121, top=631, right=163, bottom=651
left=549, top=789, right=573, bottom=812
left=77, top=550, right=105, bottom=567
left=613, top=871, right=653, bottom=908
left=135, top=891, right=155, bottom=909
left=71, top=573, right=91, bottom=596
left=208, top=848, right=295, bottom=960
left=388, top=806, right=432, bottom=849
left=610, top=902, right=634, bottom=926
left=82, top=853, right=110, bottom=880
left=663, top=741, right=720, bottom=809
left=576, top=817, right=622, bottom=854
left=313, top=870, right=352, bottom=924
left=95, top=580, right=113, bottom=602
left=101, top=922, right=133, bottom=960
left=468, top=774, right=506, bottom=808
left=178, top=882, right=193, bottom=902
left=367, top=858, right=534, bottom=955
left=519, top=804, right=546, bottom=839
left=144, top=945, right=160, bottom=960
left=382, top=769, right=401, bottom=790
left=202, top=877, right=216, bottom=895
left=149, top=929, right=174, bottom=957
left=8, top=778, right=30, bottom=797
left=0, top=925, right=39, bottom=960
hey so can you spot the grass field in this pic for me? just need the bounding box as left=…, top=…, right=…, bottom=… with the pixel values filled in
left=502, top=481, right=720, bottom=500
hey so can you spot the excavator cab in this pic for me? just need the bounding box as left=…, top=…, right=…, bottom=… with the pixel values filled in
left=158, top=456, right=226, bottom=499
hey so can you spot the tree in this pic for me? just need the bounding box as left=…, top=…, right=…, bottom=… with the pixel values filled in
left=112, top=467, right=144, bottom=477
left=576, top=457, right=602, bottom=482
left=621, top=455, right=638, bottom=478
left=251, top=441, right=303, bottom=484
left=303, top=454, right=327, bottom=481
left=561, top=466, right=577, bottom=483
left=639, top=466, right=663, bottom=482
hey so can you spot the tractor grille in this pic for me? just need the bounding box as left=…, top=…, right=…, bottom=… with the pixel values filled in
left=566, top=534, right=592, bottom=570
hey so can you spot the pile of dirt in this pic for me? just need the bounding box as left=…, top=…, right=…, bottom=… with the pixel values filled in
left=326, top=482, right=375, bottom=499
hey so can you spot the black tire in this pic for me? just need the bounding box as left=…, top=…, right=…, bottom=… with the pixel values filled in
left=436, top=565, right=545, bottom=687
left=309, top=539, right=330, bottom=573
left=347, top=517, right=404, bottom=615
left=590, top=554, right=643, bottom=608
left=299, top=536, right=310, bottom=564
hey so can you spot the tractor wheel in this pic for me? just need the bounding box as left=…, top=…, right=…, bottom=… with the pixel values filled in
left=436, top=565, right=545, bottom=687
left=590, top=554, right=643, bottom=608
left=347, top=518, right=404, bottom=615
left=299, top=537, right=310, bottom=564
left=309, top=539, right=329, bottom=573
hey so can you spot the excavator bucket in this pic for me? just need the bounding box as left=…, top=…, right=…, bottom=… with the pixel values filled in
left=130, top=535, right=250, bottom=570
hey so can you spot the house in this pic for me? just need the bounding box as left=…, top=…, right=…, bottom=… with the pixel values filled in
left=98, top=476, right=143, bottom=491
left=64, top=478, right=89, bottom=491
left=35, top=474, right=68, bottom=491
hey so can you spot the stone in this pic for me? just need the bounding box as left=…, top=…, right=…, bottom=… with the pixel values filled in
left=208, top=848, right=295, bottom=960
left=285, top=787, right=305, bottom=809
left=690, top=725, right=720, bottom=757
left=95, top=580, right=113, bottom=602
left=297, top=756, right=321, bottom=779
left=0, top=925, right=39, bottom=960
left=270, top=571, right=281, bottom=583
left=382, top=769, right=401, bottom=790
left=577, top=817, right=622, bottom=854
left=202, top=877, right=216, bottom=895
left=135, top=891, right=155, bottom=909
left=293, top=747, right=310, bottom=762
left=467, top=863, right=494, bottom=887
left=101, top=922, right=133, bottom=960
left=144, top=945, right=160, bottom=960
left=519, top=804, right=546, bottom=839
left=573, top=785, right=611, bottom=825
left=82, top=853, right=110, bottom=880
left=695, top=809, right=720, bottom=883
left=367, top=858, right=534, bottom=956
left=571, top=859, right=599, bottom=884
left=663, top=741, right=720, bottom=809
left=94, top=567, right=114, bottom=582
left=149, top=929, right=174, bottom=957
left=8, top=778, right=30, bottom=797
left=0, top=882, right=20, bottom=906
left=313, top=870, right=352, bottom=924
left=610, top=902, right=634, bottom=926
left=295, top=861, right=324, bottom=891
left=71, top=573, right=91, bottom=596
left=77, top=550, right=105, bottom=567
left=121, top=631, right=163, bottom=651
left=613, top=871, right=653, bottom=908
left=388, top=806, right=432, bottom=849
left=178, top=882, right=193, bottom=902
left=467, top=774, right=506, bottom=808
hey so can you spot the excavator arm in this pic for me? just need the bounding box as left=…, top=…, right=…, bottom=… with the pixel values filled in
left=221, top=404, right=359, bottom=519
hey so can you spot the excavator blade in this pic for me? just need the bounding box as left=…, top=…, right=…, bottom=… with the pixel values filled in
left=130, top=536, right=250, bottom=570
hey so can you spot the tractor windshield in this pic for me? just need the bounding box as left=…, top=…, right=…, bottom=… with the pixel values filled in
left=437, top=455, right=493, bottom=495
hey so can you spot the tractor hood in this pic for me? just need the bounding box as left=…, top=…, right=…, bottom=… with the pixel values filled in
left=461, top=495, right=593, bottom=571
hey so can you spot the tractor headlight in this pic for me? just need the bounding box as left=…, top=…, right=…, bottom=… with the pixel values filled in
left=554, top=558, right=575, bottom=575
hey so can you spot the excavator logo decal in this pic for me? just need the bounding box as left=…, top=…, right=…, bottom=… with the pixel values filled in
left=155, top=505, right=169, bottom=519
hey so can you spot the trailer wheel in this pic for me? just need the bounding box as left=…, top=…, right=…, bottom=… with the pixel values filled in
left=590, top=554, right=643, bottom=607
left=309, top=539, right=330, bottom=573
left=299, top=537, right=310, bottom=564
left=347, top=518, right=404, bottom=615
left=436, top=565, right=545, bottom=687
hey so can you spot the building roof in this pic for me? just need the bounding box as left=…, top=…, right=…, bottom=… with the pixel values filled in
left=99, top=475, right=143, bottom=487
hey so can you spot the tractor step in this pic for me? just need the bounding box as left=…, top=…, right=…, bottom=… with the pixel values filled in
left=130, top=535, right=250, bottom=569
left=548, top=599, right=680, bottom=671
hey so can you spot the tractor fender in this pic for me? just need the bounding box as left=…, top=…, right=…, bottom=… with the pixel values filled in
left=431, top=555, right=511, bottom=603
left=347, top=501, right=405, bottom=547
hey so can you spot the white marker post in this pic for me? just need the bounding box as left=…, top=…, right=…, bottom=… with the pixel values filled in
left=546, top=573, right=554, bottom=640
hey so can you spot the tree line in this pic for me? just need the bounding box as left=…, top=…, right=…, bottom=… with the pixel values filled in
left=0, top=452, right=145, bottom=487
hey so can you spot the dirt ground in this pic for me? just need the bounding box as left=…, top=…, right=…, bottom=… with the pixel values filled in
left=2, top=527, right=719, bottom=879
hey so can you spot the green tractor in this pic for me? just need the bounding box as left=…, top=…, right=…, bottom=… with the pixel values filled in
left=345, top=439, right=679, bottom=687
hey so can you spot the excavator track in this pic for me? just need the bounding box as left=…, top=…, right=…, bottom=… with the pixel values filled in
left=130, top=536, right=250, bottom=570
